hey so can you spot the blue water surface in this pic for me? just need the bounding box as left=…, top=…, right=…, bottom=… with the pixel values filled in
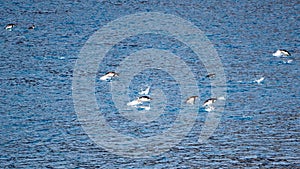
left=0, top=0, right=299, bottom=168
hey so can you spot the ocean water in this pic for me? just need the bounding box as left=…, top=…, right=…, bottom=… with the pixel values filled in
left=0, top=0, right=299, bottom=168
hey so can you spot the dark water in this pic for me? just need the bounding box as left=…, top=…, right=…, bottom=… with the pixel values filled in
left=1, top=0, right=299, bottom=168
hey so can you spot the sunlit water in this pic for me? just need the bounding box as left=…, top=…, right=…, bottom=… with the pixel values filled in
left=0, top=0, right=299, bottom=168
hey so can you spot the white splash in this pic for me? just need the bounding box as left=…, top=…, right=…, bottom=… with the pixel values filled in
left=138, top=105, right=151, bottom=111
left=283, top=59, right=293, bottom=64
left=204, top=105, right=215, bottom=112
left=217, top=96, right=226, bottom=100
left=127, top=99, right=142, bottom=106
left=139, top=86, right=150, bottom=95
left=254, top=77, right=264, bottom=84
